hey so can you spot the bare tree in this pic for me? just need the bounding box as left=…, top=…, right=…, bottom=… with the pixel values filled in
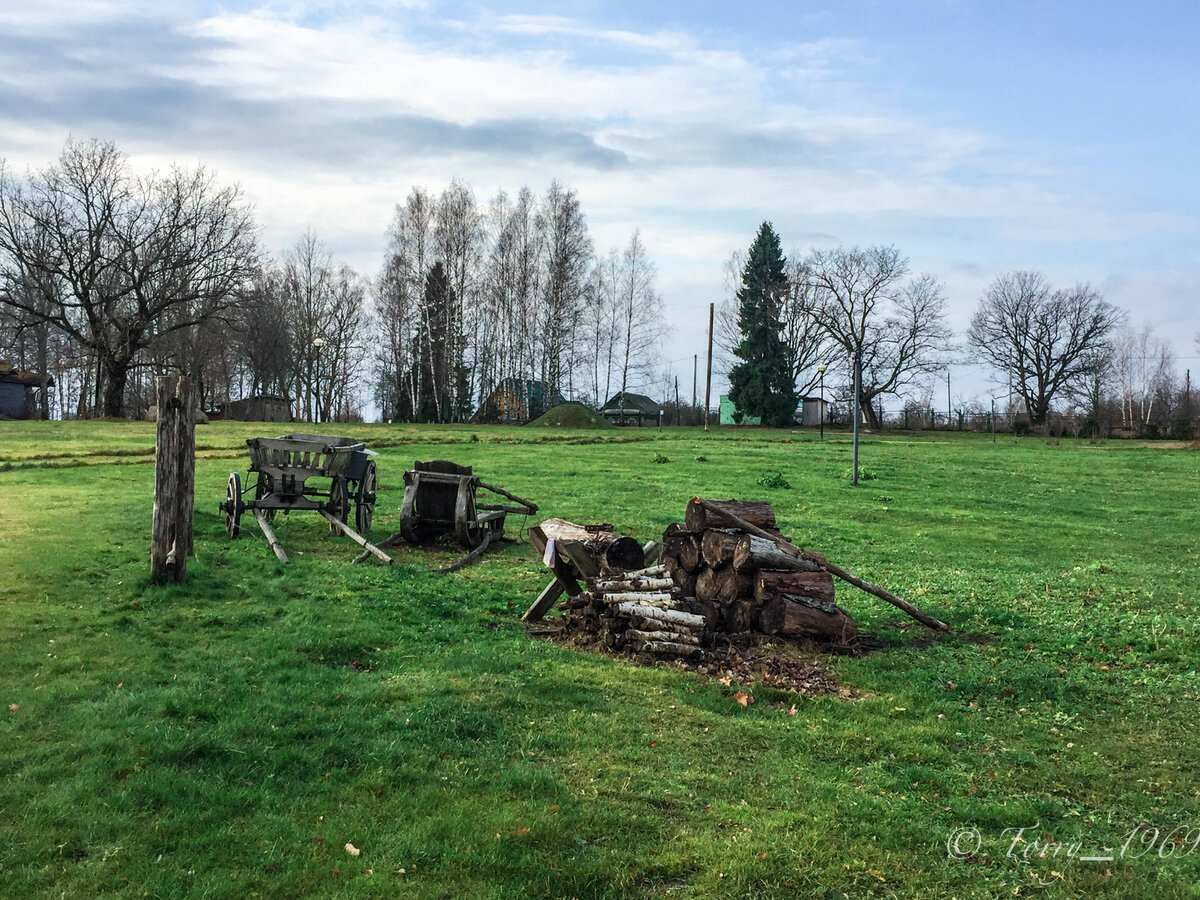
left=0, top=139, right=260, bottom=417
left=1113, top=323, right=1175, bottom=429
left=539, top=181, right=592, bottom=399
left=613, top=229, right=662, bottom=397
left=968, top=271, right=1123, bottom=425
left=807, top=245, right=950, bottom=429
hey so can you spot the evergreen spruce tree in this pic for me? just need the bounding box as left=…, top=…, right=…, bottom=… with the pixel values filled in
left=728, top=222, right=798, bottom=427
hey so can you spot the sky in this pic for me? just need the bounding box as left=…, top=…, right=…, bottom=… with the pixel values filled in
left=2, top=0, right=1199, bottom=408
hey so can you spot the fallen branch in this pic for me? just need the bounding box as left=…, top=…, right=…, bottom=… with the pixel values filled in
left=696, top=498, right=950, bottom=633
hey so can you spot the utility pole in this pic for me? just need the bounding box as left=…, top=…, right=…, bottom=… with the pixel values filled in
left=704, top=302, right=714, bottom=431
left=674, top=376, right=679, bottom=425
left=692, top=354, right=697, bottom=414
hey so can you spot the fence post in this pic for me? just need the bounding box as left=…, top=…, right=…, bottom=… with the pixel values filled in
left=151, top=375, right=196, bottom=583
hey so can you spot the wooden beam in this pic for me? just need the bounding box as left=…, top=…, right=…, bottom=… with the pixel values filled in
left=320, top=512, right=393, bottom=564
left=254, top=511, right=289, bottom=563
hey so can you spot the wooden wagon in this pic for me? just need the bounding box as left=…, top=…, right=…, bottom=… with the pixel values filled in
left=397, top=460, right=537, bottom=550
left=219, top=433, right=389, bottom=563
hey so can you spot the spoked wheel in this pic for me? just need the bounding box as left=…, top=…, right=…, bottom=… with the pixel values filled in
left=354, top=461, right=377, bottom=534
left=328, top=474, right=349, bottom=534
left=224, top=472, right=243, bottom=538
left=255, top=473, right=275, bottom=522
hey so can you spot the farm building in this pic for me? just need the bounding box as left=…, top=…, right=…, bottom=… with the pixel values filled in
left=600, top=391, right=662, bottom=427
left=0, top=363, right=53, bottom=420
left=215, top=395, right=294, bottom=422
left=472, top=378, right=566, bottom=425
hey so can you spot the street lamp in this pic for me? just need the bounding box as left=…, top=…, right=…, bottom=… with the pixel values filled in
left=817, top=363, right=827, bottom=441
left=312, top=336, right=325, bottom=424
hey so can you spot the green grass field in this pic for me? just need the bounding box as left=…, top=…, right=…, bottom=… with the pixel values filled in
left=2, top=421, right=1199, bottom=899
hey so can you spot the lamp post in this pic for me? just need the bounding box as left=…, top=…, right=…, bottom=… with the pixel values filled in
left=817, top=363, right=827, bottom=441
left=312, top=336, right=325, bottom=424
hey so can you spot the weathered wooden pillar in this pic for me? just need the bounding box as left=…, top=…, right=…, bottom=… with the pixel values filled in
left=151, top=376, right=196, bottom=583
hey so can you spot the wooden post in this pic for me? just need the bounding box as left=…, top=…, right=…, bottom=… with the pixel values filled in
left=151, top=376, right=195, bottom=583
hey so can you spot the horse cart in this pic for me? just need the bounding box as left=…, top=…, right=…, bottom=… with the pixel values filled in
left=219, top=433, right=389, bottom=563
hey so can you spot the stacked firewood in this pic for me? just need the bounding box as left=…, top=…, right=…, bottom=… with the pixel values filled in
left=660, top=499, right=857, bottom=643
left=527, top=502, right=860, bottom=659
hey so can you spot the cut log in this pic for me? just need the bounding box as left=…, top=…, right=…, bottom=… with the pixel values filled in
left=759, top=594, right=858, bottom=642
left=686, top=498, right=775, bottom=533
left=629, top=615, right=704, bottom=635
left=600, top=591, right=674, bottom=605
left=671, top=567, right=698, bottom=597
left=641, top=540, right=663, bottom=566
left=701, top=529, right=742, bottom=570
left=638, top=640, right=703, bottom=659
left=695, top=567, right=720, bottom=603
left=696, top=498, right=951, bottom=633
left=716, top=567, right=755, bottom=603
left=663, top=523, right=702, bottom=573
left=615, top=603, right=705, bottom=629
left=626, top=628, right=701, bottom=647
left=723, top=599, right=759, bottom=633
left=594, top=578, right=674, bottom=593
left=734, top=535, right=822, bottom=573
left=537, top=518, right=646, bottom=571
left=754, top=570, right=836, bottom=605
left=628, top=564, right=668, bottom=578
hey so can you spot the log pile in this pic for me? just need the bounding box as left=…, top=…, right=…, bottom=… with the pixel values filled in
left=526, top=502, right=865, bottom=661
left=661, top=499, right=858, bottom=644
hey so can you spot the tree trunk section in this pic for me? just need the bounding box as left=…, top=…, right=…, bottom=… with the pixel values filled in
left=734, top=534, right=822, bottom=573
left=686, top=498, right=775, bottom=533
left=759, top=594, right=857, bottom=642
left=537, top=518, right=645, bottom=571
left=150, top=376, right=195, bottom=583
left=754, top=570, right=836, bottom=605
left=701, top=529, right=741, bottom=570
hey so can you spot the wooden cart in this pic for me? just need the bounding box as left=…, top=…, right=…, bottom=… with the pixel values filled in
left=397, top=460, right=537, bottom=550
left=219, top=433, right=389, bottom=563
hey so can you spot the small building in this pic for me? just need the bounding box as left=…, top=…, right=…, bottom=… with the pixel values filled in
left=601, top=391, right=662, bottom=427
left=472, top=378, right=566, bottom=425
left=718, top=394, right=760, bottom=426
left=799, top=396, right=829, bottom=427
left=0, top=363, right=53, bottom=420
left=210, top=395, right=293, bottom=422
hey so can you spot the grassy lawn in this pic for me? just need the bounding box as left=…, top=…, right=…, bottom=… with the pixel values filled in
left=1, top=421, right=1199, bottom=898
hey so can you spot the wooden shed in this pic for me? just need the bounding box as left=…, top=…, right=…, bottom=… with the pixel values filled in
left=600, top=391, right=662, bottom=427
left=0, top=363, right=53, bottom=420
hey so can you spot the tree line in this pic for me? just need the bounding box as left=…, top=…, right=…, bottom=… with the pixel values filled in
left=723, top=222, right=1197, bottom=438
left=0, top=140, right=663, bottom=421
left=1, top=141, right=1194, bottom=436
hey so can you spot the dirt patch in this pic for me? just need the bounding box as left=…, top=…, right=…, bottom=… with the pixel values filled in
left=529, top=618, right=864, bottom=699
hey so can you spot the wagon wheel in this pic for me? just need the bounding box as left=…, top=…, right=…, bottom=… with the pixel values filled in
left=354, top=460, right=377, bottom=534
left=224, top=472, right=243, bottom=538
left=454, top=477, right=484, bottom=550
left=327, top=475, right=350, bottom=534
left=254, top=473, right=275, bottom=522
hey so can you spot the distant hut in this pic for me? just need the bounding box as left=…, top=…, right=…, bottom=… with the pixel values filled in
left=0, top=362, right=53, bottom=420
left=217, top=395, right=293, bottom=422
left=600, top=391, right=662, bottom=427
left=472, top=378, right=566, bottom=425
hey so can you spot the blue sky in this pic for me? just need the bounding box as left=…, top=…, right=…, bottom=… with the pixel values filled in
left=2, top=0, right=1197, bottom=403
